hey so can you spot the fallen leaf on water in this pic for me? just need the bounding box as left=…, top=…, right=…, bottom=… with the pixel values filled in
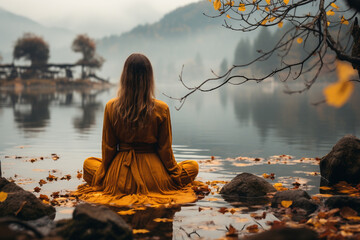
left=0, top=192, right=8, bottom=202
left=199, top=206, right=213, bottom=212
left=51, top=191, right=60, bottom=198
left=39, top=194, right=49, bottom=201
left=133, top=229, right=150, bottom=234
left=39, top=179, right=47, bottom=186
left=51, top=154, right=59, bottom=160
left=319, top=186, right=332, bottom=190
left=47, top=174, right=58, bottom=181
left=77, top=171, right=83, bottom=179
left=60, top=174, right=71, bottom=181
left=246, top=224, right=259, bottom=233
left=118, top=210, right=136, bottom=215
left=251, top=212, right=267, bottom=219
left=226, top=224, right=238, bottom=237
left=34, top=187, right=41, bottom=193
left=281, top=200, right=293, bottom=208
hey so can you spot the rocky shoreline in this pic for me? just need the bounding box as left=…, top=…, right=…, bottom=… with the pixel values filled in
left=1, top=135, right=360, bottom=239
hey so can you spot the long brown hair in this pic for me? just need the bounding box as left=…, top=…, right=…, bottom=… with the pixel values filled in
left=114, top=53, right=155, bottom=127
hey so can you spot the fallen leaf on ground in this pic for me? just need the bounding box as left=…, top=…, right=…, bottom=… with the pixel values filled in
left=118, top=210, right=136, bottom=215
left=246, top=224, right=259, bottom=233
left=153, top=218, right=173, bottom=223
left=226, top=224, right=238, bottom=237
left=0, top=192, right=8, bottom=202
left=133, top=229, right=150, bottom=234
left=281, top=200, right=293, bottom=208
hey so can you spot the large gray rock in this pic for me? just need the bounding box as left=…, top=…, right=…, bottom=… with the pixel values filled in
left=0, top=177, right=55, bottom=220
left=271, top=190, right=318, bottom=214
left=325, top=196, right=360, bottom=213
left=220, top=173, right=276, bottom=203
left=320, top=135, right=360, bottom=185
left=54, top=203, right=132, bottom=240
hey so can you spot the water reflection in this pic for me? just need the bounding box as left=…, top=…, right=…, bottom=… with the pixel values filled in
left=73, top=91, right=104, bottom=132
left=111, top=205, right=180, bottom=239
left=230, top=83, right=360, bottom=150
left=0, top=87, right=110, bottom=135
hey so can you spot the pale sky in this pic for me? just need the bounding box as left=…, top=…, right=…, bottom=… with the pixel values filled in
left=0, top=0, right=200, bottom=37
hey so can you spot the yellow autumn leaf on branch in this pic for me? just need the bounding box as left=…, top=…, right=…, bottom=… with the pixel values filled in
left=265, top=6, right=270, bottom=11
left=0, top=192, right=8, bottom=202
left=265, top=0, right=271, bottom=4
left=214, top=0, right=221, bottom=10
left=283, top=0, right=289, bottom=5
left=330, top=2, right=339, bottom=9
left=226, top=14, right=231, bottom=18
left=326, top=9, right=335, bottom=16
left=278, top=21, right=284, bottom=28
left=269, top=16, right=276, bottom=22
left=297, top=37, right=303, bottom=44
left=238, top=3, right=246, bottom=11
left=225, top=0, right=234, bottom=6
left=261, top=17, right=268, bottom=25
left=323, top=60, right=357, bottom=108
left=341, top=16, right=349, bottom=25
left=281, top=200, right=293, bottom=208
left=327, top=21, right=330, bottom=26
left=257, top=4, right=260, bottom=10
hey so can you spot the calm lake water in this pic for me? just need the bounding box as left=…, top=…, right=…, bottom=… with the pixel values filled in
left=0, top=80, right=359, bottom=238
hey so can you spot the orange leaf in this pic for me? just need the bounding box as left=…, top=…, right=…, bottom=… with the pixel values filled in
left=281, top=200, right=293, bottom=208
left=0, top=192, right=8, bottom=202
left=265, top=0, right=271, bottom=4
left=331, top=2, right=339, bottom=9
left=278, top=21, right=284, bottom=28
left=326, top=9, right=335, bottom=16
left=341, top=16, right=349, bottom=25
left=214, top=0, right=221, bottom=10
left=118, top=210, right=136, bottom=215
left=283, top=0, right=289, bottom=4
left=238, top=3, right=246, bottom=11
left=226, top=14, right=231, bottom=18
left=153, top=218, right=173, bottom=222
left=133, top=229, right=150, bottom=234
left=265, top=6, right=270, bottom=11
left=324, top=60, right=356, bottom=108
left=261, top=17, right=268, bottom=25
left=297, top=37, right=303, bottom=44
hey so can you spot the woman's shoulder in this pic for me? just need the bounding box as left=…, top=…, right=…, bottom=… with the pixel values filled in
left=154, top=99, right=169, bottom=109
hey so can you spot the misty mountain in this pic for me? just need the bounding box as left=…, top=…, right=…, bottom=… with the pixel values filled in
left=98, top=1, right=255, bottom=81
left=0, top=7, right=76, bottom=63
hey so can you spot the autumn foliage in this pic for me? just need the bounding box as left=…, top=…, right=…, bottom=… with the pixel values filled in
left=13, top=33, right=49, bottom=67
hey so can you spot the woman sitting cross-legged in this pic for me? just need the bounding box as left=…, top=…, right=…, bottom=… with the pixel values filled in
left=77, top=53, right=199, bottom=206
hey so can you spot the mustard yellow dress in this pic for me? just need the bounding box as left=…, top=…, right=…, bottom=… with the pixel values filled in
left=77, top=98, right=199, bottom=206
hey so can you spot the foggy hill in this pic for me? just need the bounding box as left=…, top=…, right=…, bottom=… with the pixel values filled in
left=0, top=7, right=76, bottom=63
left=98, top=1, right=253, bottom=81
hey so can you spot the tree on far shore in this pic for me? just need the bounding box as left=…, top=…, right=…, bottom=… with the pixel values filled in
left=72, top=34, right=104, bottom=78
left=13, top=33, right=49, bottom=67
